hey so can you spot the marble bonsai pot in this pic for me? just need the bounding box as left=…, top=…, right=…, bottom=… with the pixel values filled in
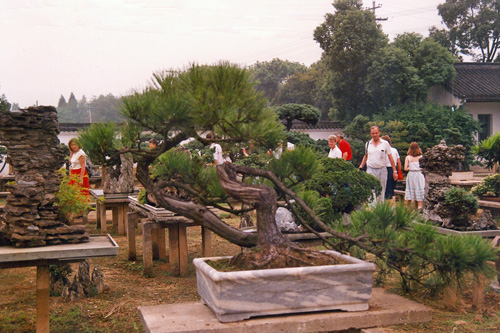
left=193, top=250, right=376, bottom=322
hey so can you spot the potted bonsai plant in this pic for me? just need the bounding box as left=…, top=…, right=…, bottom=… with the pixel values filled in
left=471, top=174, right=500, bottom=201
left=93, top=62, right=497, bottom=322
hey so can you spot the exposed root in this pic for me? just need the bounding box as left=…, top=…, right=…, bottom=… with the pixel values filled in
left=229, top=243, right=339, bottom=270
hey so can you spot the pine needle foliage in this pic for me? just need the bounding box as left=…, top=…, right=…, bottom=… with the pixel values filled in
left=269, top=145, right=319, bottom=187
left=345, top=202, right=498, bottom=295
left=78, top=122, right=120, bottom=166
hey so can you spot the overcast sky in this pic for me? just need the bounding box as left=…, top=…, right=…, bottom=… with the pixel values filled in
left=0, top=0, right=446, bottom=108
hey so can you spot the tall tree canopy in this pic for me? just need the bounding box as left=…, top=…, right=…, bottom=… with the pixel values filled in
left=249, top=58, right=308, bottom=104
left=314, top=0, right=388, bottom=122
left=437, top=0, right=500, bottom=62
left=366, top=33, right=456, bottom=111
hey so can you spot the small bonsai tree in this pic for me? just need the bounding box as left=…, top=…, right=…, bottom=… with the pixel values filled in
left=55, top=170, right=93, bottom=224
left=442, top=187, right=479, bottom=228
left=471, top=173, right=500, bottom=198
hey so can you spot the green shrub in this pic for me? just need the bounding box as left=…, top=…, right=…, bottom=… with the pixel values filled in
left=304, top=158, right=381, bottom=220
left=443, top=187, right=478, bottom=227
left=471, top=173, right=500, bottom=197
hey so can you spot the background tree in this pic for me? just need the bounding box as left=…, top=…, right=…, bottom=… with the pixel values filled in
left=0, top=94, right=10, bottom=112
left=438, top=0, right=500, bottom=62
left=366, top=33, right=455, bottom=114
left=57, top=95, right=67, bottom=108
left=314, top=0, right=388, bottom=122
left=275, top=103, right=321, bottom=131
left=57, top=93, right=123, bottom=123
left=249, top=58, right=308, bottom=104
left=88, top=94, right=124, bottom=122
left=274, top=60, right=335, bottom=120
left=428, top=26, right=463, bottom=60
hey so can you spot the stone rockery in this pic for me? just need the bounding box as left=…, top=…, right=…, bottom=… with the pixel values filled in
left=0, top=106, right=89, bottom=247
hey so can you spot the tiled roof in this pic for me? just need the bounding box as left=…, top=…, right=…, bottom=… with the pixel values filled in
left=452, top=62, right=500, bottom=101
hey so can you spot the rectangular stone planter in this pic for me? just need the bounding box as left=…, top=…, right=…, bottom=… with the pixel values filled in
left=193, top=250, right=376, bottom=322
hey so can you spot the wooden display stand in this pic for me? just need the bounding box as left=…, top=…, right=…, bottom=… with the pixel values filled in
left=127, top=198, right=213, bottom=277
left=0, top=235, right=118, bottom=332
left=90, top=189, right=132, bottom=235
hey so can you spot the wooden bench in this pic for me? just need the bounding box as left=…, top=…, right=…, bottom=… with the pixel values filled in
left=90, top=189, right=133, bottom=235
left=127, top=197, right=214, bottom=277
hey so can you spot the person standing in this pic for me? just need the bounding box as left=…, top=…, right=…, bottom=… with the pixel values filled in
left=358, top=126, right=397, bottom=203
left=327, top=134, right=342, bottom=159
left=68, top=138, right=90, bottom=196
left=336, top=133, right=352, bottom=162
left=206, top=132, right=224, bottom=165
left=381, top=135, right=401, bottom=203
left=404, top=142, right=425, bottom=211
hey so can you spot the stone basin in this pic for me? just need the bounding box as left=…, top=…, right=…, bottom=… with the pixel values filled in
left=193, top=250, right=376, bottom=322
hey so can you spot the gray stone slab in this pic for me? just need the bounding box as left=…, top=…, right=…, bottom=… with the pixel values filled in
left=411, top=221, right=500, bottom=237
left=0, top=234, right=118, bottom=263
left=138, top=288, right=432, bottom=333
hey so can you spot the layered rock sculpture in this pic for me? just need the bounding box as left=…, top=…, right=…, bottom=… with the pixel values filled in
left=420, top=140, right=495, bottom=230
left=419, top=140, right=465, bottom=225
left=0, top=106, right=89, bottom=247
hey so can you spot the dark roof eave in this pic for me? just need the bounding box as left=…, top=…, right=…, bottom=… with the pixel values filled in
left=463, top=97, right=500, bottom=103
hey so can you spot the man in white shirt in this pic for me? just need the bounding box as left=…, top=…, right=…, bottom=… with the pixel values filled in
left=358, top=126, right=397, bottom=203
left=327, top=134, right=342, bottom=159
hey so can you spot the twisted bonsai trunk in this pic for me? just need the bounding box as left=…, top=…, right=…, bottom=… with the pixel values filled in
left=136, top=161, right=337, bottom=269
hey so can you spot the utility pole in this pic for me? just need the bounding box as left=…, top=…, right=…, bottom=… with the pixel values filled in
left=370, top=0, right=388, bottom=21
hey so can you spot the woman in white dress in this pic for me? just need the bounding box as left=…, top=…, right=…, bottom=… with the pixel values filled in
left=404, top=142, right=425, bottom=211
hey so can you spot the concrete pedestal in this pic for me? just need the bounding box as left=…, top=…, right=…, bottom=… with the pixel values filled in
left=138, top=288, right=432, bottom=333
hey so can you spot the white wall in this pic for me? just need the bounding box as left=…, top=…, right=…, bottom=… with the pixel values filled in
left=293, top=129, right=341, bottom=141
left=465, top=102, right=500, bottom=138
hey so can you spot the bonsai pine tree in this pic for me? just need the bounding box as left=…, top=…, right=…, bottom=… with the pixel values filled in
left=86, top=62, right=497, bottom=291
left=89, top=62, right=342, bottom=269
